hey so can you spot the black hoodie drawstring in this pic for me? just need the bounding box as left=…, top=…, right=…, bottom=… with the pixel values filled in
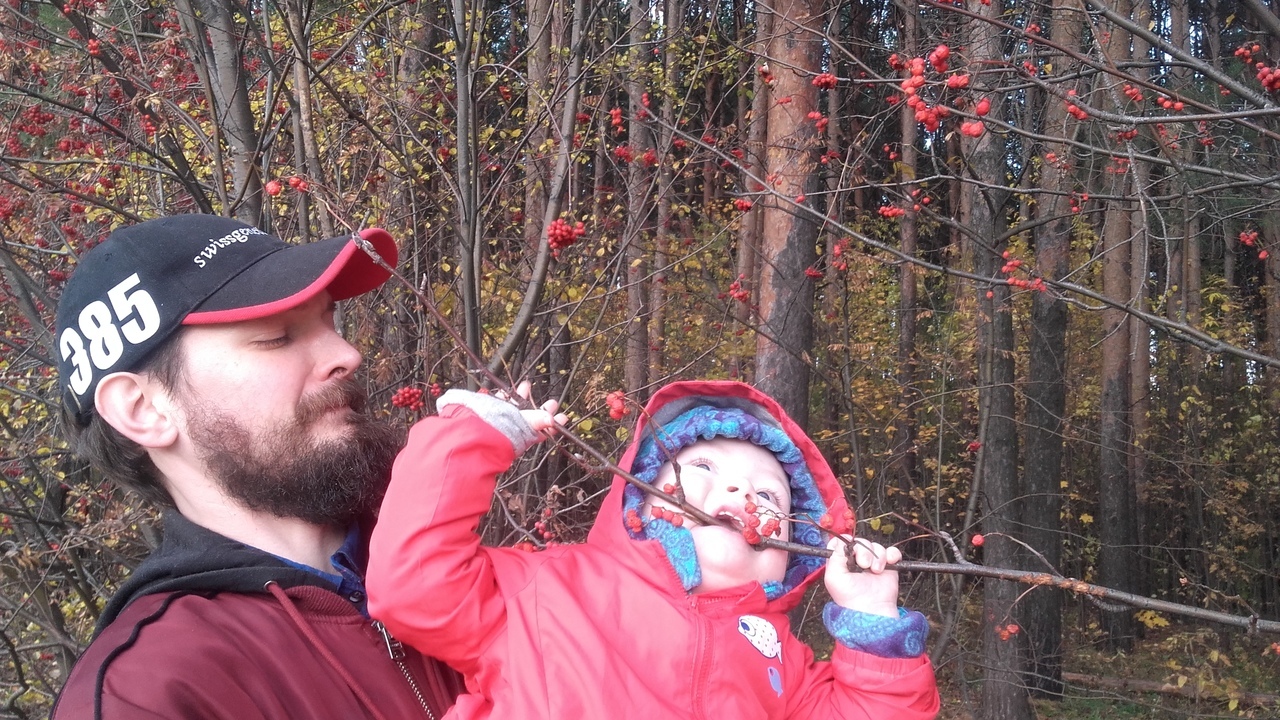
left=265, top=582, right=393, bottom=720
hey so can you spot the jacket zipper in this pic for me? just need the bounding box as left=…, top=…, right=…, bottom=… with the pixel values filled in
left=373, top=620, right=437, bottom=720
left=689, top=597, right=713, bottom=720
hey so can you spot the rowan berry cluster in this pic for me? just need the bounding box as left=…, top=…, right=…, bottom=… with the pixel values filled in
left=960, top=121, right=985, bottom=138
left=811, top=72, right=837, bottom=90
left=288, top=175, right=309, bottom=192
left=533, top=508, right=557, bottom=540
left=613, top=145, right=634, bottom=163
left=1255, top=63, right=1280, bottom=92
left=391, top=386, right=425, bottom=411
left=1235, top=43, right=1262, bottom=65
left=878, top=205, right=906, bottom=218
left=757, top=63, right=775, bottom=85
left=547, top=218, right=586, bottom=250
left=806, top=110, right=829, bottom=131
left=608, top=107, right=623, bottom=133
left=1001, top=251, right=1047, bottom=292
left=650, top=506, right=684, bottom=527
left=733, top=198, right=753, bottom=212
left=997, top=623, right=1021, bottom=641
left=1157, top=96, right=1185, bottom=112
left=1122, top=84, right=1144, bottom=103
left=724, top=275, right=750, bottom=303
left=606, top=390, right=629, bottom=420
left=1235, top=44, right=1280, bottom=92
left=1239, top=230, right=1269, bottom=260
left=1197, top=121, right=1215, bottom=147
left=927, top=44, right=950, bottom=73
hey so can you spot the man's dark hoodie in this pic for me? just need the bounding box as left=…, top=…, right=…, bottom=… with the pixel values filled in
left=52, top=513, right=459, bottom=720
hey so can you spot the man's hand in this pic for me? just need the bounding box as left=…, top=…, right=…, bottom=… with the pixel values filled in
left=824, top=536, right=902, bottom=618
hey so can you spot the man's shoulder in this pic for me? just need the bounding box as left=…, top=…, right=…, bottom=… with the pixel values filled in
left=53, top=590, right=316, bottom=718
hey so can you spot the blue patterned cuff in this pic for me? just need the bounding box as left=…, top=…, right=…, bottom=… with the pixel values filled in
left=823, top=604, right=929, bottom=659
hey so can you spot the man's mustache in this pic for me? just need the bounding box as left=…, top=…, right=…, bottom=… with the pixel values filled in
left=296, top=378, right=368, bottom=424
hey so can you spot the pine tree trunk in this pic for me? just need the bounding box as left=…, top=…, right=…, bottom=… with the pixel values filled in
left=753, top=0, right=820, bottom=426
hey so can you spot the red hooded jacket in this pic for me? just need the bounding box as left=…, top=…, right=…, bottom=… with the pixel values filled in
left=369, top=380, right=939, bottom=720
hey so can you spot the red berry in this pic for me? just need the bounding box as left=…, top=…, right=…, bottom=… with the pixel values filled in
left=265, top=180, right=282, bottom=196
left=971, top=533, right=985, bottom=547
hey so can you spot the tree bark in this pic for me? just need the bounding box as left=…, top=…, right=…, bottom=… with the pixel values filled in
left=180, top=0, right=264, bottom=224
left=623, top=0, right=655, bottom=398
left=965, top=3, right=1031, bottom=716
left=893, top=4, right=921, bottom=518
left=1021, top=0, right=1083, bottom=695
left=753, top=0, right=821, bottom=426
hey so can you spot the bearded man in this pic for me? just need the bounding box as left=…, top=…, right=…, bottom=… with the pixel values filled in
left=51, top=215, right=460, bottom=719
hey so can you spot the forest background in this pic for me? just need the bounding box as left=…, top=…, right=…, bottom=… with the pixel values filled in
left=2, top=0, right=1280, bottom=716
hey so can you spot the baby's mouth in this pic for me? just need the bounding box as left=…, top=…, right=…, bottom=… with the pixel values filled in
left=714, top=509, right=747, bottom=529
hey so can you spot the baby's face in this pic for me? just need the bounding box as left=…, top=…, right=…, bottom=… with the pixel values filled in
left=643, top=437, right=792, bottom=593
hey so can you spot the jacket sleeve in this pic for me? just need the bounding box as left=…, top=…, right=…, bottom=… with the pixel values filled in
left=779, top=629, right=941, bottom=720
left=367, top=405, right=520, bottom=674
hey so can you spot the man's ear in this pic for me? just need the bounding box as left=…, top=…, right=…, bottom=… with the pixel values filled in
left=94, top=372, right=180, bottom=449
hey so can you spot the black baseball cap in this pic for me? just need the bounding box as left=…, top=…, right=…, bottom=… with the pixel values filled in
left=55, top=214, right=398, bottom=421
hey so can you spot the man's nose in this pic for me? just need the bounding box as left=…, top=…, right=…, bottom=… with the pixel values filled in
left=317, top=327, right=363, bottom=380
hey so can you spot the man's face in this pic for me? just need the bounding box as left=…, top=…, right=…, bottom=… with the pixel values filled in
left=167, top=293, right=400, bottom=526
left=644, top=437, right=792, bottom=593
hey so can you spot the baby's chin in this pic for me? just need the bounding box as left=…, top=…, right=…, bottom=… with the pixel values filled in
left=689, top=526, right=789, bottom=588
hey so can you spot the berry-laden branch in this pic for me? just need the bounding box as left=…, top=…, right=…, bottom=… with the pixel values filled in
left=349, top=230, right=1280, bottom=638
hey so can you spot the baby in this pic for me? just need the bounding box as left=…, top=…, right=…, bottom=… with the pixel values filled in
left=368, top=379, right=939, bottom=719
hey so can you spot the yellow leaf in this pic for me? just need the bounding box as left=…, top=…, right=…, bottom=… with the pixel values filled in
left=578, top=418, right=595, bottom=433
left=880, top=522, right=895, bottom=534
left=1136, top=610, right=1169, bottom=629
left=1229, top=699, right=1238, bottom=711
left=1079, top=513, right=1094, bottom=524
left=1043, top=63, right=1053, bottom=73
left=869, top=517, right=881, bottom=531
left=1177, top=675, right=1188, bottom=688
left=1226, top=13, right=1235, bottom=26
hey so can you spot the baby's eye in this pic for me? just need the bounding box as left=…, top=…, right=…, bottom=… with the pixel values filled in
left=757, top=490, right=776, bottom=504
left=689, top=460, right=713, bottom=471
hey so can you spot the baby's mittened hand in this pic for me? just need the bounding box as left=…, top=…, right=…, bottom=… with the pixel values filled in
left=822, top=536, right=931, bottom=659
left=824, top=536, right=902, bottom=618
left=508, top=381, right=568, bottom=442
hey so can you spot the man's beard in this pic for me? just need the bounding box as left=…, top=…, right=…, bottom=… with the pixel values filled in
left=184, top=379, right=403, bottom=527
